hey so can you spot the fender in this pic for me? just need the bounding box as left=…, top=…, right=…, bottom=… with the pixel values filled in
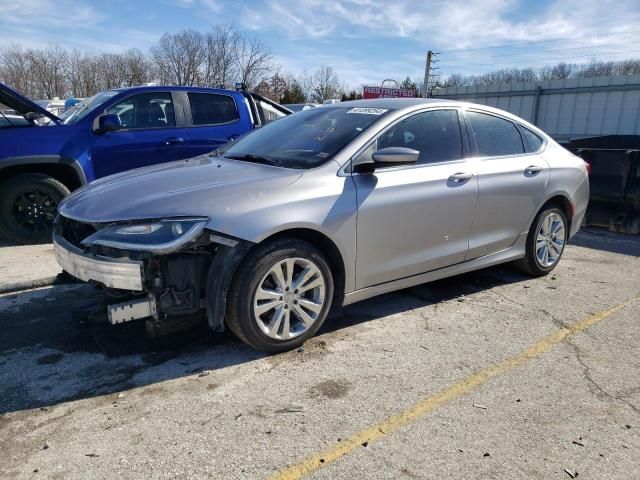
left=0, top=155, right=87, bottom=186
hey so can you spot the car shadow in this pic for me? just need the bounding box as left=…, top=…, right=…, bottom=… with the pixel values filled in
left=570, top=228, right=640, bottom=257
left=0, top=265, right=530, bottom=414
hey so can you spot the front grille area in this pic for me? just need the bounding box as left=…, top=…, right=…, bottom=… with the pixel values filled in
left=58, top=216, right=97, bottom=248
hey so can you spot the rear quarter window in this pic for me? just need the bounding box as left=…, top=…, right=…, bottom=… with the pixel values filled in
left=520, top=127, right=544, bottom=153
left=188, top=93, right=239, bottom=126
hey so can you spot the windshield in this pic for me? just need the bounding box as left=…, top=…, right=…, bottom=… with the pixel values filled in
left=224, top=106, right=392, bottom=169
left=59, top=90, right=118, bottom=124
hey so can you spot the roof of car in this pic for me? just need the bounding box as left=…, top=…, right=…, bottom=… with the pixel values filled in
left=327, top=98, right=454, bottom=109
left=110, top=85, right=241, bottom=95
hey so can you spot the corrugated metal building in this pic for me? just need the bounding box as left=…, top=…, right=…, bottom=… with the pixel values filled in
left=431, top=75, right=640, bottom=143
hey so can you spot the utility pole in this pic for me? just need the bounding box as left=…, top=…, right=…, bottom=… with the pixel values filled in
left=422, top=50, right=440, bottom=98
left=423, top=50, right=432, bottom=98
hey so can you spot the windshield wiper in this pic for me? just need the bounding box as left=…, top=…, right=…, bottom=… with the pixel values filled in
left=225, top=153, right=280, bottom=166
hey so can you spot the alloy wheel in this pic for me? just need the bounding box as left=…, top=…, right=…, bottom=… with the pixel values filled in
left=13, top=190, right=59, bottom=234
left=535, top=212, right=566, bottom=268
left=253, top=257, right=326, bottom=340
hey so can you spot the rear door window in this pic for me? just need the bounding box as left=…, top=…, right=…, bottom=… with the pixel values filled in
left=187, top=93, right=239, bottom=125
left=107, top=92, right=175, bottom=129
left=466, top=111, right=524, bottom=157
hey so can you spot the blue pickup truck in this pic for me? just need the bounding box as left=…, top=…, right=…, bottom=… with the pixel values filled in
left=0, top=82, right=290, bottom=243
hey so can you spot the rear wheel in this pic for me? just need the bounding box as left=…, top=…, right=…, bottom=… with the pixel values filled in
left=225, top=237, right=334, bottom=352
left=515, top=206, right=568, bottom=276
left=0, top=174, right=70, bottom=244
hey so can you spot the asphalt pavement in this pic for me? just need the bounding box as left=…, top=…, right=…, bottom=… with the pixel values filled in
left=0, top=229, right=639, bottom=479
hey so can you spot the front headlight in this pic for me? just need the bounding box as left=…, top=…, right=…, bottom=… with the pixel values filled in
left=81, top=218, right=208, bottom=254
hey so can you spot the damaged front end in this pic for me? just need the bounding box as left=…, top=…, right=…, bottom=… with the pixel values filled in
left=53, top=215, right=252, bottom=335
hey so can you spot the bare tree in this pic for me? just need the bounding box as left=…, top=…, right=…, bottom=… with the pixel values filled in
left=540, top=62, right=573, bottom=80
left=152, top=29, right=206, bottom=86
left=75, top=54, right=101, bottom=97
left=8, top=25, right=640, bottom=102
left=442, top=58, right=640, bottom=88
left=121, top=49, right=152, bottom=86
left=202, top=24, right=238, bottom=88
left=0, top=45, right=31, bottom=95
left=309, top=66, right=341, bottom=103
left=26, top=44, right=67, bottom=98
left=234, top=33, right=273, bottom=89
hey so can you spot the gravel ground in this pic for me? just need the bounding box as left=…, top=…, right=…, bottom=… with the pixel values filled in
left=0, top=229, right=639, bottom=479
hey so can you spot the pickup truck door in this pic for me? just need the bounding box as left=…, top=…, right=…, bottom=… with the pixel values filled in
left=183, top=91, right=253, bottom=157
left=90, top=91, right=191, bottom=179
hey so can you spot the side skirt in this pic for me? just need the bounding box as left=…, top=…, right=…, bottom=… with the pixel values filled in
left=342, top=232, right=527, bottom=306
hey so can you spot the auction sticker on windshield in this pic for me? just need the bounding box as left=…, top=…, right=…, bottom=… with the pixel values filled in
left=347, top=108, right=388, bottom=115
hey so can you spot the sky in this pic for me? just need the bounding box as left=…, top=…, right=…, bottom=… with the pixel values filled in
left=1, top=0, right=640, bottom=87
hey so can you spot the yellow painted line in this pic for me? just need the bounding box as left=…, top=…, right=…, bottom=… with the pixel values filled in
left=271, top=296, right=639, bottom=480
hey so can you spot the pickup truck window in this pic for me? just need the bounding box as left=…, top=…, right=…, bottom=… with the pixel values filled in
left=107, top=92, right=175, bottom=129
left=188, top=92, right=239, bottom=125
left=257, top=100, right=287, bottom=125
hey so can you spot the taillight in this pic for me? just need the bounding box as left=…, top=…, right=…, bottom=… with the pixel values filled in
left=584, top=161, right=591, bottom=175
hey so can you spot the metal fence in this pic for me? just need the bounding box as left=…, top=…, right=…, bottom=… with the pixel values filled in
left=431, top=75, right=640, bottom=142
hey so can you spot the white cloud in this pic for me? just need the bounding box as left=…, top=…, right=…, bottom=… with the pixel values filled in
left=239, top=0, right=640, bottom=50
left=0, top=0, right=103, bottom=28
left=175, top=0, right=222, bottom=13
left=250, top=0, right=640, bottom=81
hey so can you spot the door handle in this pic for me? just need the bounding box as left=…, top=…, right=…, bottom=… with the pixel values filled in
left=525, top=165, right=544, bottom=175
left=448, top=172, right=473, bottom=183
left=164, top=137, right=184, bottom=146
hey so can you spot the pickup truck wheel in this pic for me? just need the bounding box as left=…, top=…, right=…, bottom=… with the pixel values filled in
left=514, top=206, right=567, bottom=276
left=225, top=238, right=334, bottom=353
left=0, top=174, right=70, bottom=244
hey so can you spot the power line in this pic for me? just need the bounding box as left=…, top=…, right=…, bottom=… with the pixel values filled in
left=440, top=39, right=640, bottom=63
left=438, top=49, right=640, bottom=72
left=439, top=28, right=640, bottom=55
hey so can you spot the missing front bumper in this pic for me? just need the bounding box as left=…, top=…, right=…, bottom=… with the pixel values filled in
left=53, top=231, right=144, bottom=291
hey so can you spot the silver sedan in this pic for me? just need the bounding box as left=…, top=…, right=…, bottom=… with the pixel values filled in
left=54, top=99, right=590, bottom=351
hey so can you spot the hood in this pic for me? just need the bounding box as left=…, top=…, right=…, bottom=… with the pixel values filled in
left=59, top=155, right=302, bottom=224
left=0, top=81, right=61, bottom=124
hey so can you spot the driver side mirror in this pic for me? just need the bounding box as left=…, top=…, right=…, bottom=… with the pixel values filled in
left=371, top=147, right=420, bottom=164
left=353, top=146, right=420, bottom=173
left=95, top=114, right=122, bottom=133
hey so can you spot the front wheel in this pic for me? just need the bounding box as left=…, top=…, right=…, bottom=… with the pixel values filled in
left=0, top=174, right=70, bottom=244
left=514, top=206, right=568, bottom=276
left=225, top=238, right=334, bottom=352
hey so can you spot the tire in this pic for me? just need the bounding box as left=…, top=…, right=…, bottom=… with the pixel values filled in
left=225, top=237, right=334, bottom=353
left=0, top=173, right=70, bottom=244
left=514, top=206, right=568, bottom=276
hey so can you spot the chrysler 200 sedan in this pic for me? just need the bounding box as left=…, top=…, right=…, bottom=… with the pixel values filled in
left=54, top=99, right=589, bottom=352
